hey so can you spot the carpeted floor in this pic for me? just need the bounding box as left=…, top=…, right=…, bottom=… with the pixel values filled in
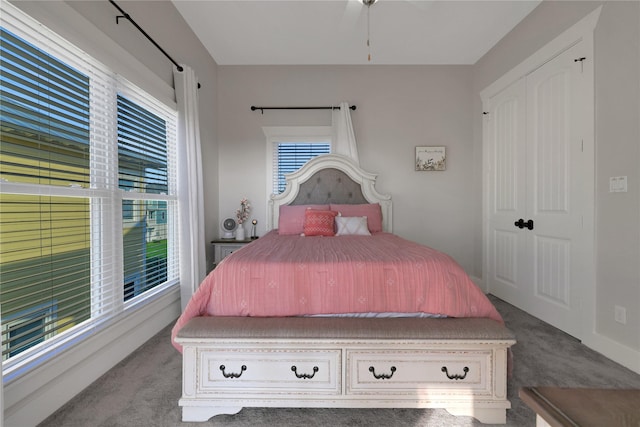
left=39, top=295, right=640, bottom=427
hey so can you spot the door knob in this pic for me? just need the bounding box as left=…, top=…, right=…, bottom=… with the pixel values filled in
left=514, top=219, right=534, bottom=230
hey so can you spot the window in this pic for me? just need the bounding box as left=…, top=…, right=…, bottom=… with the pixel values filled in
left=0, top=5, right=178, bottom=368
left=0, top=28, right=90, bottom=188
left=263, top=126, right=332, bottom=196
left=118, top=95, right=175, bottom=302
left=274, top=143, right=331, bottom=194
left=0, top=25, right=94, bottom=363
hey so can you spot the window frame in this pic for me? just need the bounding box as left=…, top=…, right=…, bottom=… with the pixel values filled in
left=116, top=85, right=179, bottom=309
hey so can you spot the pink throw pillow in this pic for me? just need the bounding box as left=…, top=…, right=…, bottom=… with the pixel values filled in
left=330, top=203, right=383, bottom=233
left=278, top=204, right=330, bottom=235
left=303, top=210, right=338, bottom=236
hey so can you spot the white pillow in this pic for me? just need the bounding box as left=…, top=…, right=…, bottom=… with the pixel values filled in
left=335, top=216, right=371, bottom=236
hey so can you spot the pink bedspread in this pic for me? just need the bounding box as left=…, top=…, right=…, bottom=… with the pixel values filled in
left=172, top=231, right=503, bottom=351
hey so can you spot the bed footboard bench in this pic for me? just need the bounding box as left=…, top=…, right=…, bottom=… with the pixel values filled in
left=176, top=316, right=515, bottom=424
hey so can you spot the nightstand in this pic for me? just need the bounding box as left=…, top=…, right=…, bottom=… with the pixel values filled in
left=211, top=239, right=254, bottom=266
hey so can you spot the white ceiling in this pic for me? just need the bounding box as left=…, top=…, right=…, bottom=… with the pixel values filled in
left=172, top=0, right=541, bottom=65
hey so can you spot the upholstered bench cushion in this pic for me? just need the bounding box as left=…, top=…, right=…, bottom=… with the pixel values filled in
left=176, top=316, right=514, bottom=341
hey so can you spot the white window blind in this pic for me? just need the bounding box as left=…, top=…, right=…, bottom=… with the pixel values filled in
left=117, top=95, right=169, bottom=194
left=0, top=3, right=178, bottom=372
left=0, top=25, right=101, bottom=364
left=0, top=194, right=93, bottom=360
left=273, top=142, right=330, bottom=194
left=0, top=28, right=91, bottom=187
left=117, top=92, right=178, bottom=303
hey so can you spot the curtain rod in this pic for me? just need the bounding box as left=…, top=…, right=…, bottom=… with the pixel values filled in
left=109, top=0, right=201, bottom=89
left=251, top=105, right=356, bottom=114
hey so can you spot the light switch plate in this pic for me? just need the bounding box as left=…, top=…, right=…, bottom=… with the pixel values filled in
left=609, top=176, right=628, bottom=193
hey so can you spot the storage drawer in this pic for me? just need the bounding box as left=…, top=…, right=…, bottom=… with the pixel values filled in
left=218, top=245, right=239, bottom=260
left=197, top=348, right=341, bottom=395
left=212, top=241, right=249, bottom=265
left=346, top=349, right=491, bottom=395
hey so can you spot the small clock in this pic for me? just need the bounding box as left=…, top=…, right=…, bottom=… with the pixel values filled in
left=221, top=218, right=237, bottom=239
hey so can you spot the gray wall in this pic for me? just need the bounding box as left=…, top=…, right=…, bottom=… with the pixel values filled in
left=473, top=1, right=640, bottom=357
left=593, top=1, right=640, bottom=352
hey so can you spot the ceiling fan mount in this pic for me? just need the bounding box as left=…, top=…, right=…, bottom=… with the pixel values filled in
left=360, top=0, right=378, bottom=62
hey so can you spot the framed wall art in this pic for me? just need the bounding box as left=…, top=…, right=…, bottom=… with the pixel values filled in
left=415, top=146, right=446, bottom=171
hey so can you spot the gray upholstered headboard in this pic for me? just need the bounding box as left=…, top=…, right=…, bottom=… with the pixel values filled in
left=290, top=168, right=368, bottom=205
left=268, top=154, right=392, bottom=232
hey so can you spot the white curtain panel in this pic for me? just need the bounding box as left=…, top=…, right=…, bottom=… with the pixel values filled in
left=174, top=65, right=206, bottom=309
left=331, top=101, right=360, bottom=165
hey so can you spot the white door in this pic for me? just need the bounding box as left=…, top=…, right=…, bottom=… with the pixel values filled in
left=486, top=42, right=591, bottom=339
left=485, top=78, right=528, bottom=309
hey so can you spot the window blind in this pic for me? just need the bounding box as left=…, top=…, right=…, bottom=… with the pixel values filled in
left=117, top=93, right=177, bottom=302
left=0, top=195, right=92, bottom=360
left=0, top=27, right=90, bottom=187
left=0, top=26, right=99, bottom=362
left=117, top=95, right=168, bottom=194
left=273, top=142, right=330, bottom=193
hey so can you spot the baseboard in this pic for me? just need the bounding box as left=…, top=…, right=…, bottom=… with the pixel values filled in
left=3, top=287, right=181, bottom=427
left=582, top=331, right=640, bottom=375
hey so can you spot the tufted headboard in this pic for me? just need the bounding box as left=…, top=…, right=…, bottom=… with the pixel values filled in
left=290, top=168, right=368, bottom=205
left=268, top=154, right=392, bottom=232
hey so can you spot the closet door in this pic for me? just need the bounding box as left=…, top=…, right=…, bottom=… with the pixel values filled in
left=486, top=42, right=589, bottom=339
left=485, top=78, right=528, bottom=309
left=523, top=42, right=588, bottom=338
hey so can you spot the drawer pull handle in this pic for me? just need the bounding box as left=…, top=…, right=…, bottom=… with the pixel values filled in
left=369, top=366, right=396, bottom=380
left=441, top=366, right=469, bottom=380
left=219, top=364, right=247, bottom=379
left=291, top=365, right=319, bottom=379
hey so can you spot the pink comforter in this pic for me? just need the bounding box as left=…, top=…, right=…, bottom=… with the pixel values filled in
left=171, top=231, right=503, bottom=351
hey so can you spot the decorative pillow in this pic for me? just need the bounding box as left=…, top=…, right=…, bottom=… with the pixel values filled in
left=278, top=204, right=330, bottom=235
left=303, top=210, right=338, bottom=236
left=336, top=216, right=371, bottom=236
left=330, top=203, right=383, bottom=233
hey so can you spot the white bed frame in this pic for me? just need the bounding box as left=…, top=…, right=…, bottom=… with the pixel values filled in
left=176, top=154, right=515, bottom=424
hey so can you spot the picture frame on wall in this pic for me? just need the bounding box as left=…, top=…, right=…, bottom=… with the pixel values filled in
left=415, top=146, right=446, bottom=171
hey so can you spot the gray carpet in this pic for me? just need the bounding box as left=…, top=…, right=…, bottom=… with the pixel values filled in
left=39, top=296, right=640, bottom=427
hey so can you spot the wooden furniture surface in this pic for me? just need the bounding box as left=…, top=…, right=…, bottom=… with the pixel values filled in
left=177, top=316, right=515, bottom=424
left=519, top=386, right=640, bottom=427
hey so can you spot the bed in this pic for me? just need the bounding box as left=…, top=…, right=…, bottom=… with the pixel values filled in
left=172, top=154, right=515, bottom=424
